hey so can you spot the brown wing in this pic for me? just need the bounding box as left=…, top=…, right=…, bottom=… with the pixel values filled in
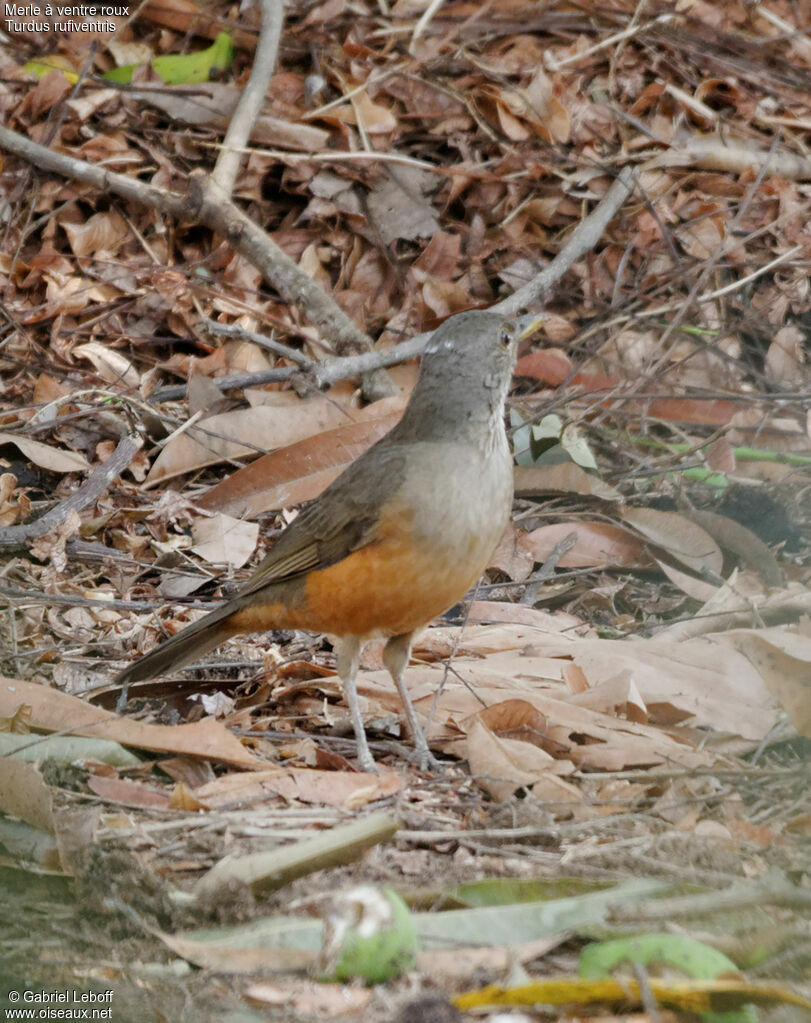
left=113, top=443, right=410, bottom=686
left=236, top=442, right=409, bottom=599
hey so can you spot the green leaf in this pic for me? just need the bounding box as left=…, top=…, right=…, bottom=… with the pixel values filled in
left=0, top=733, right=141, bottom=767
left=328, top=887, right=417, bottom=984
left=103, top=32, right=235, bottom=86
left=579, top=933, right=758, bottom=1023
left=23, top=56, right=78, bottom=83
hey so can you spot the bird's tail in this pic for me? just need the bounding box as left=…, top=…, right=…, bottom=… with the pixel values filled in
left=114, top=602, right=239, bottom=689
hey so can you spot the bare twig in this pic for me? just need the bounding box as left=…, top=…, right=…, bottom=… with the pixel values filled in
left=650, top=132, right=781, bottom=368
left=152, top=172, right=638, bottom=401
left=612, top=878, right=811, bottom=921
left=149, top=335, right=426, bottom=402
left=212, top=0, right=284, bottom=196
left=201, top=317, right=316, bottom=368
left=0, top=587, right=209, bottom=613
left=193, top=811, right=398, bottom=898
left=0, top=434, right=143, bottom=552
left=547, top=12, right=674, bottom=70
left=410, top=0, right=447, bottom=51
left=150, top=365, right=296, bottom=402
left=494, top=167, right=637, bottom=316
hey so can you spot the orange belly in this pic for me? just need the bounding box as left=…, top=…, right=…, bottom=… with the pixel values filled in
left=229, top=525, right=494, bottom=640
left=228, top=536, right=482, bottom=638
left=305, top=532, right=485, bottom=636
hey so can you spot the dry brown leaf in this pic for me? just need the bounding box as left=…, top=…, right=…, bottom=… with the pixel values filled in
left=765, top=325, right=805, bottom=387
left=140, top=0, right=257, bottom=49
left=655, top=559, right=719, bottom=603
left=245, top=982, right=370, bottom=1015
left=0, top=677, right=260, bottom=768
left=366, top=166, right=440, bottom=244
left=0, top=472, right=30, bottom=527
left=0, top=431, right=90, bottom=473
left=145, top=393, right=391, bottom=487
left=33, top=372, right=70, bottom=405
left=358, top=656, right=712, bottom=771
left=678, top=205, right=725, bottom=259
left=85, top=774, right=171, bottom=809
left=618, top=506, right=723, bottom=576
left=524, top=521, right=652, bottom=569
left=0, top=757, right=57, bottom=834
left=197, top=400, right=405, bottom=517
left=514, top=347, right=573, bottom=385
left=222, top=340, right=272, bottom=376
left=159, top=933, right=312, bottom=974
left=724, top=629, right=811, bottom=736
left=353, top=608, right=789, bottom=769
left=684, top=509, right=782, bottom=586
left=193, top=766, right=403, bottom=809
left=514, top=463, right=622, bottom=501
left=704, top=437, right=736, bottom=473
left=519, top=67, right=571, bottom=142
left=30, top=507, right=82, bottom=573
left=658, top=575, right=811, bottom=640
left=334, top=89, right=398, bottom=133
left=74, top=342, right=140, bottom=388
left=62, top=210, right=129, bottom=258
left=168, top=781, right=208, bottom=811
left=418, top=937, right=564, bottom=981
left=488, top=522, right=536, bottom=581
left=464, top=718, right=580, bottom=802
left=568, top=673, right=649, bottom=724
left=190, top=512, right=259, bottom=568
left=478, top=698, right=547, bottom=741
left=465, top=601, right=589, bottom=633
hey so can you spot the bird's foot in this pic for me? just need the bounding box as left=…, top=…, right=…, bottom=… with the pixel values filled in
left=355, top=739, right=378, bottom=773
left=412, top=739, right=444, bottom=775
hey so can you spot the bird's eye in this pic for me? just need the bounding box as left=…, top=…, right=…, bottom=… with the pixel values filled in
left=499, top=328, right=513, bottom=348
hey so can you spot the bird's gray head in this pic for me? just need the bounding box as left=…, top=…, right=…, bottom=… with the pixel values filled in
left=396, top=310, right=528, bottom=443
left=421, top=309, right=517, bottom=389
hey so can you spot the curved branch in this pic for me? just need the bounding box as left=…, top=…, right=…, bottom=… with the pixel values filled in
left=212, top=0, right=285, bottom=196
left=0, top=124, right=373, bottom=358
left=0, top=434, right=143, bottom=552
left=494, top=167, right=636, bottom=317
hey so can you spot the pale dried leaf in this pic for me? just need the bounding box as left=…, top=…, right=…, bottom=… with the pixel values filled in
left=524, top=521, right=651, bottom=569
left=0, top=431, right=90, bottom=473
left=464, top=718, right=580, bottom=802
left=191, top=512, right=259, bottom=568
left=514, top=463, right=622, bottom=501
left=193, top=767, right=403, bottom=809
left=74, top=342, right=140, bottom=388
left=366, top=166, right=440, bottom=244
left=618, top=506, right=723, bottom=576
left=0, top=678, right=260, bottom=769
left=724, top=629, right=811, bottom=736
left=197, top=399, right=405, bottom=517
left=146, top=394, right=378, bottom=487
left=62, top=211, right=129, bottom=258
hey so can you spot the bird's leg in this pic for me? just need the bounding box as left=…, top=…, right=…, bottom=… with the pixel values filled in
left=336, top=635, right=376, bottom=772
left=383, top=632, right=442, bottom=772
